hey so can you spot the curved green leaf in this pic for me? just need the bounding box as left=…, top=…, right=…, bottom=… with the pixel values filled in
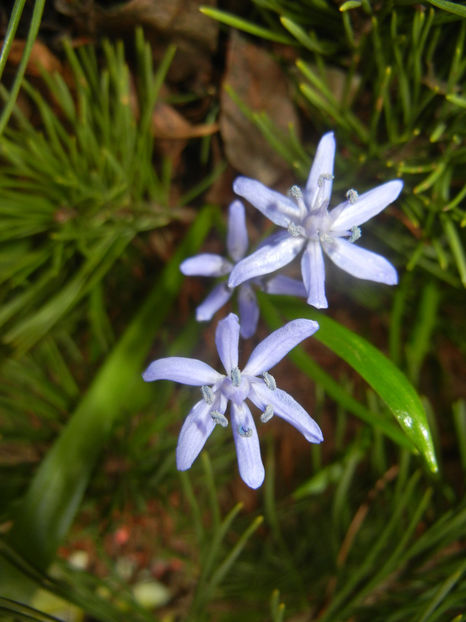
left=263, top=296, right=438, bottom=473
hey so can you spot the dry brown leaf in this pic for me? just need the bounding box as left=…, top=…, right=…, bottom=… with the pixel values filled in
left=4, top=39, right=62, bottom=76
left=152, top=102, right=218, bottom=140
left=220, top=31, right=300, bottom=186
left=93, top=0, right=218, bottom=83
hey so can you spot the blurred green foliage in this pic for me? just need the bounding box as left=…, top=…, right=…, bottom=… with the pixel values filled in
left=0, top=30, right=179, bottom=354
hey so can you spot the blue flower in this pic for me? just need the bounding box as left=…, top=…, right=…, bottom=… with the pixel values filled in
left=229, top=132, right=403, bottom=308
left=142, top=313, right=322, bottom=489
left=180, top=200, right=306, bottom=338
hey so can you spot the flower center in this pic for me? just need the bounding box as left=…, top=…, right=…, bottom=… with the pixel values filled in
left=221, top=369, right=251, bottom=405
left=304, top=210, right=331, bottom=242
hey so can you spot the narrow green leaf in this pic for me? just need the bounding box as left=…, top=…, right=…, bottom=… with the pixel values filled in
left=0, top=0, right=27, bottom=82
left=339, top=1, right=362, bottom=11
left=417, top=553, right=466, bottom=621
left=199, top=7, right=294, bottom=44
left=204, top=515, right=264, bottom=599
left=0, top=0, right=47, bottom=135
left=280, top=17, right=336, bottom=54
left=268, top=297, right=438, bottom=473
left=406, top=281, right=440, bottom=384
left=442, top=217, right=466, bottom=286
left=452, top=400, right=466, bottom=471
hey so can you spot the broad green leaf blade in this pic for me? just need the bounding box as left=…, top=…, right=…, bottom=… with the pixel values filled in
left=0, top=207, right=214, bottom=600
left=265, top=296, right=438, bottom=474
left=427, top=0, right=466, bottom=18
left=259, top=294, right=415, bottom=451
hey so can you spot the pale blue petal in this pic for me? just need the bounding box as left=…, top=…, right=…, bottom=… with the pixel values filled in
left=229, top=234, right=304, bottom=288
left=244, top=318, right=319, bottom=376
left=265, top=274, right=307, bottom=297
left=180, top=253, right=232, bottom=277
left=231, top=402, right=265, bottom=489
left=304, top=132, right=336, bottom=211
left=176, top=399, right=216, bottom=470
left=233, top=176, right=301, bottom=228
left=249, top=383, right=323, bottom=443
left=238, top=283, right=259, bottom=339
left=196, top=283, right=232, bottom=321
left=301, top=242, right=328, bottom=308
left=323, top=237, right=398, bottom=285
left=215, top=313, right=240, bottom=374
left=330, top=180, right=403, bottom=230
left=227, top=200, right=249, bottom=262
left=142, top=357, right=222, bottom=385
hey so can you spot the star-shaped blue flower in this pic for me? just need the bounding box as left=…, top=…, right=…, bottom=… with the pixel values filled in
left=142, top=313, right=322, bottom=489
left=180, top=200, right=305, bottom=337
left=229, top=132, right=403, bottom=308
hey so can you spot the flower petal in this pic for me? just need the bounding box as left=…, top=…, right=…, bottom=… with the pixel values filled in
left=180, top=253, right=232, bottom=277
left=229, top=233, right=304, bottom=288
left=196, top=283, right=232, bottom=321
left=142, top=357, right=222, bottom=385
left=176, top=399, right=216, bottom=470
left=265, top=274, right=307, bottom=297
left=304, top=132, right=336, bottom=211
left=301, top=242, right=328, bottom=308
left=215, top=313, right=240, bottom=374
left=227, top=200, right=249, bottom=261
left=330, top=180, right=403, bottom=230
left=231, top=402, right=265, bottom=489
left=244, top=318, right=319, bottom=376
left=249, top=383, right=323, bottom=443
left=323, top=237, right=398, bottom=284
left=237, top=283, right=258, bottom=338
left=233, top=176, right=301, bottom=228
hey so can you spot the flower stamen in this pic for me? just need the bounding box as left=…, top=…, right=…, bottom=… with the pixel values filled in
left=211, top=410, right=228, bottom=427
left=318, top=173, right=334, bottom=188
left=287, top=222, right=306, bottom=238
left=201, top=385, right=214, bottom=404
left=260, top=405, right=274, bottom=423
left=263, top=371, right=276, bottom=391
left=349, top=226, right=361, bottom=243
left=239, top=425, right=253, bottom=437
left=230, top=366, right=242, bottom=387
left=346, top=188, right=359, bottom=204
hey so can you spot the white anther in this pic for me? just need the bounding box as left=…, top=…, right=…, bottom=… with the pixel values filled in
left=211, top=410, right=228, bottom=427
left=230, top=366, right=241, bottom=387
left=288, top=185, right=303, bottom=200
left=349, top=226, right=361, bottom=243
left=288, top=185, right=308, bottom=218
left=239, top=425, right=253, bottom=437
left=263, top=371, right=276, bottom=391
left=201, top=385, right=214, bottom=405
left=260, top=405, right=274, bottom=423
left=287, top=222, right=305, bottom=238
left=346, top=188, right=359, bottom=204
left=317, top=173, right=334, bottom=187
